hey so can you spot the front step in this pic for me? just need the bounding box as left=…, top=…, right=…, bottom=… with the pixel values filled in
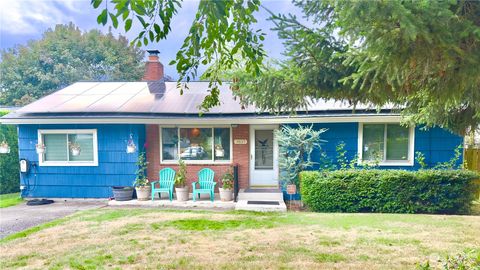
left=235, top=189, right=286, bottom=212
left=235, top=199, right=287, bottom=212
left=237, top=189, right=283, bottom=201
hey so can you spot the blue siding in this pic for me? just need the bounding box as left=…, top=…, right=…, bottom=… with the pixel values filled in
left=18, top=124, right=145, bottom=198
left=282, top=123, right=463, bottom=198
left=17, top=122, right=462, bottom=199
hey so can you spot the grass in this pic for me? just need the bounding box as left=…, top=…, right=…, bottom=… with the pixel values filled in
left=0, top=208, right=479, bottom=269
left=0, top=193, right=22, bottom=208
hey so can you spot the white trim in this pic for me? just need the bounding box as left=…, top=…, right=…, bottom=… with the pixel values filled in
left=159, top=125, right=233, bottom=165
left=357, top=123, right=415, bottom=166
left=1, top=115, right=402, bottom=125
left=38, top=129, right=98, bottom=167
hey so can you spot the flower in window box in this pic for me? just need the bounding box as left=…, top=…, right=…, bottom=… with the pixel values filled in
left=69, top=142, right=81, bottom=156
left=0, top=141, right=10, bottom=154
left=35, top=143, right=46, bottom=154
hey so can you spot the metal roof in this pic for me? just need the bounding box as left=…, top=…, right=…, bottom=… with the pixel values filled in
left=15, top=81, right=388, bottom=115
left=16, top=81, right=256, bottom=114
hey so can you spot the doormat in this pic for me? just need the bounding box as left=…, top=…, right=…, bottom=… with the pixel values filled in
left=247, top=201, right=280, bottom=205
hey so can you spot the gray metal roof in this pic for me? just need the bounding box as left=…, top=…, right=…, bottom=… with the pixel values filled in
left=14, top=81, right=386, bottom=115
left=16, top=81, right=256, bottom=114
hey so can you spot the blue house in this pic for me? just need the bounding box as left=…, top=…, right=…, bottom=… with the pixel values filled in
left=0, top=50, right=463, bottom=199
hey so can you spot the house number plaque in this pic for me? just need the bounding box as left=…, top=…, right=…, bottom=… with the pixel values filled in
left=234, top=139, right=247, bottom=145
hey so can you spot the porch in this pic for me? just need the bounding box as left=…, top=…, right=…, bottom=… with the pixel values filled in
left=108, top=190, right=287, bottom=212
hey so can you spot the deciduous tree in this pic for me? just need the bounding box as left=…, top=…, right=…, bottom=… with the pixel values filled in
left=0, top=23, right=144, bottom=105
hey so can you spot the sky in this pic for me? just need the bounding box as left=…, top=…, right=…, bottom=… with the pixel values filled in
left=0, top=0, right=303, bottom=79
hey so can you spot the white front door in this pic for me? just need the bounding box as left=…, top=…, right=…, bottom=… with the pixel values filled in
left=249, top=125, right=279, bottom=187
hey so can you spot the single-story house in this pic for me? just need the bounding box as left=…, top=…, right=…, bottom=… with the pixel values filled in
left=0, top=50, right=463, bottom=199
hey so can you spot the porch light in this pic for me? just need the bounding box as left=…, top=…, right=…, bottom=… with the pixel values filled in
left=126, top=133, right=137, bottom=154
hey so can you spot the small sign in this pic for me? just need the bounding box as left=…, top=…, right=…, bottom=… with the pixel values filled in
left=286, top=184, right=297, bottom=195
left=234, top=139, right=247, bottom=145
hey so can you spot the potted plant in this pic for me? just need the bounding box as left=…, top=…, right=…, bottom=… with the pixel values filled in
left=175, top=159, right=189, bottom=201
left=35, top=143, right=46, bottom=154
left=133, top=152, right=150, bottom=200
left=219, top=169, right=234, bottom=201
left=0, top=141, right=10, bottom=154
left=112, top=186, right=134, bottom=201
left=69, top=141, right=81, bottom=156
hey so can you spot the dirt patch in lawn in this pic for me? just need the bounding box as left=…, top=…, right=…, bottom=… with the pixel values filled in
left=0, top=208, right=479, bottom=269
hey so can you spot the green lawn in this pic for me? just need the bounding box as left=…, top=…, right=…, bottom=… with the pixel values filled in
left=0, top=193, right=22, bottom=208
left=0, top=208, right=478, bottom=269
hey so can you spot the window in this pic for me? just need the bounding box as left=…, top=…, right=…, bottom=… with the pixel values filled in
left=161, top=127, right=231, bottom=163
left=359, top=123, right=414, bottom=165
left=38, top=129, right=98, bottom=166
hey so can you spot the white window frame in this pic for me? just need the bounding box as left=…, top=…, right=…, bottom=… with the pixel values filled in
left=357, top=123, right=415, bottom=166
left=38, top=129, right=99, bottom=167
left=159, top=125, right=233, bottom=164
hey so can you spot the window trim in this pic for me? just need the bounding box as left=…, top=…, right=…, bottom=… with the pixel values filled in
left=38, top=129, right=98, bottom=167
left=159, top=125, right=233, bottom=164
left=357, top=123, right=415, bottom=166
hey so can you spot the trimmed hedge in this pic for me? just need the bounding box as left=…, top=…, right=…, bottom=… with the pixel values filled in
left=0, top=110, right=19, bottom=194
left=300, top=169, right=479, bottom=214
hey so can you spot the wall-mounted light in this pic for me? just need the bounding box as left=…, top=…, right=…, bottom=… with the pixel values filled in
left=231, top=124, right=238, bottom=128
left=126, top=133, right=137, bottom=154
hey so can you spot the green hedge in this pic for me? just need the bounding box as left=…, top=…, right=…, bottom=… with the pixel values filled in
left=0, top=110, right=19, bottom=194
left=300, top=169, right=479, bottom=214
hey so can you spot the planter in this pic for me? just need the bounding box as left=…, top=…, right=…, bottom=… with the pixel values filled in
left=127, top=144, right=137, bottom=153
left=219, top=188, right=233, bottom=202
left=175, top=187, right=189, bottom=201
left=71, top=148, right=81, bottom=156
left=0, top=145, right=10, bottom=154
left=36, top=145, right=46, bottom=154
left=112, top=186, right=134, bottom=201
left=135, top=186, right=151, bottom=201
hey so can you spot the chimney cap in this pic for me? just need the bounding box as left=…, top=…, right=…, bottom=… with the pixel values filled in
left=147, top=49, right=160, bottom=55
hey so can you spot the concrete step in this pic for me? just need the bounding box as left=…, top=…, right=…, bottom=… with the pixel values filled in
left=237, top=190, right=284, bottom=201
left=235, top=199, right=287, bottom=212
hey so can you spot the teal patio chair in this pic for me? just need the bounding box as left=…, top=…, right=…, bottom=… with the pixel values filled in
left=151, top=168, right=176, bottom=201
left=192, top=168, right=216, bottom=202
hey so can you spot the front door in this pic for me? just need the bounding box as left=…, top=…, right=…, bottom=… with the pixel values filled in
left=249, top=125, right=279, bottom=187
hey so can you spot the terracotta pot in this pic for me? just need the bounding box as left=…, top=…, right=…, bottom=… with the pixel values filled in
left=135, top=186, right=151, bottom=201
left=175, top=187, right=189, bottom=201
left=219, top=188, right=233, bottom=202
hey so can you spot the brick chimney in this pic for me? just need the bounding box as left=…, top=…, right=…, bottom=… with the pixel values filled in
left=142, top=50, right=164, bottom=81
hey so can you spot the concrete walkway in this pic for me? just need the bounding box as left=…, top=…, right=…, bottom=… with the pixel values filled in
left=0, top=199, right=107, bottom=239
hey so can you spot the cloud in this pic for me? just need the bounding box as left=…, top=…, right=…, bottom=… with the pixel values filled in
left=0, top=0, right=86, bottom=35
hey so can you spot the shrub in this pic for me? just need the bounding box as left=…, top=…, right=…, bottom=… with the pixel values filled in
left=300, top=169, right=479, bottom=214
left=0, top=110, right=19, bottom=194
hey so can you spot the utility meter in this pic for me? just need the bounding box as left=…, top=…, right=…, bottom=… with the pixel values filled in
left=20, top=159, right=29, bottom=173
